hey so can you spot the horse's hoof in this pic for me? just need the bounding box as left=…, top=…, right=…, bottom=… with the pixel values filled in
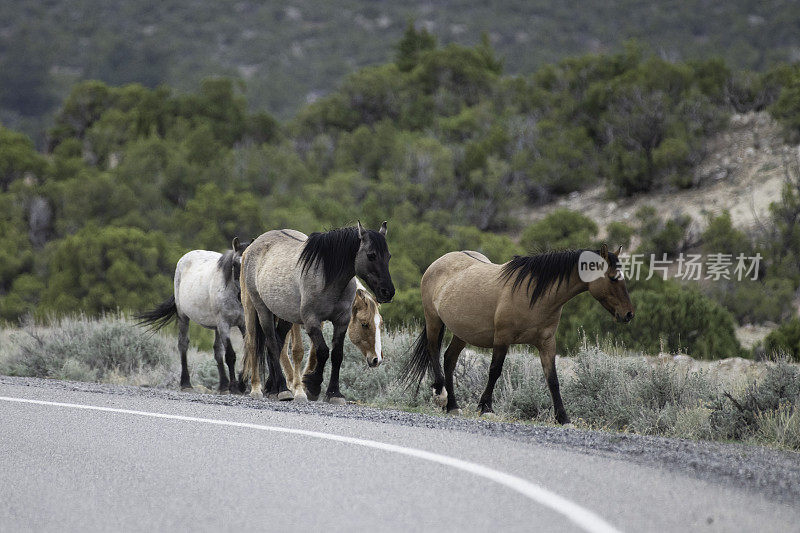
left=307, top=393, right=319, bottom=402
left=447, top=408, right=462, bottom=416
left=249, top=390, right=264, bottom=399
left=326, top=396, right=346, bottom=406
left=293, top=391, right=308, bottom=403
left=432, top=387, right=448, bottom=408
left=180, top=386, right=193, bottom=392
left=217, top=388, right=230, bottom=395
left=277, top=390, right=294, bottom=401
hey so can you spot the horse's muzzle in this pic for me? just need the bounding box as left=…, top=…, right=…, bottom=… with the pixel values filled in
left=376, top=287, right=394, bottom=303
left=616, top=311, right=634, bottom=323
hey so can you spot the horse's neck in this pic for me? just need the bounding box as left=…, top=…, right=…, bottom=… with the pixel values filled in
left=324, top=265, right=356, bottom=298
left=544, top=270, right=588, bottom=309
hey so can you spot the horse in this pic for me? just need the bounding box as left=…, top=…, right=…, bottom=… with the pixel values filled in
left=401, top=244, right=633, bottom=424
left=280, top=279, right=383, bottom=401
left=240, top=222, right=394, bottom=403
left=136, top=237, right=250, bottom=394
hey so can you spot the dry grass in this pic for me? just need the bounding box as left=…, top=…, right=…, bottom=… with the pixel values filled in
left=2, top=316, right=799, bottom=451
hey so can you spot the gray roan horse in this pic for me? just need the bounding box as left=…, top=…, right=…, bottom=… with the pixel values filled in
left=402, top=245, right=634, bottom=424
left=137, top=238, right=250, bottom=394
left=240, top=223, right=394, bottom=402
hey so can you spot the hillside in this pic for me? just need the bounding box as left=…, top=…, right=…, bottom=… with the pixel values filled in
left=521, top=111, right=792, bottom=245
left=2, top=0, right=800, bottom=141
left=3, top=35, right=800, bottom=361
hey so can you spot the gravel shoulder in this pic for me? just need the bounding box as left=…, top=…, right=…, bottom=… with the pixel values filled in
left=3, top=374, right=798, bottom=506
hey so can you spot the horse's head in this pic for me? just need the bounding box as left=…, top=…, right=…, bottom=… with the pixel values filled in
left=354, top=221, right=395, bottom=303
left=348, top=287, right=384, bottom=367
left=586, top=244, right=634, bottom=323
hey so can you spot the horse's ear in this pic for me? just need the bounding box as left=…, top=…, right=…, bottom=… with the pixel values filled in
left=379, top=221, right=387, bottom=236
left=600, top=243, right=609, bottom=261
left=353, top=289, right=367, bottom=311
left=615, top=245, right=622, bottom=256
left=357, top=220, right=365, bottom=240
left=232, top=237, right=240, bottom=252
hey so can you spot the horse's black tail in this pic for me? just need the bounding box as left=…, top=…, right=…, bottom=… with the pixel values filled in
left=135, top=295, right=177, bottom=331
left=401, top=324, right=444, bottom=392
left=241, top=320, right=267, bottom=393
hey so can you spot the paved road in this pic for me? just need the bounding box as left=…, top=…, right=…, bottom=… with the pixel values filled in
left=1, top=377, right=798, bottom=532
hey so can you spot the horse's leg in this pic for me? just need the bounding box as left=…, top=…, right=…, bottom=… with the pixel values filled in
left=260, top=312, right=292, bottom=400
left=279, top=328, right=294, bottom=390
left=300, top=341, right=317, bottom=401
left=537, top=336, right=570, bottom=425
left=325, top=318, right=349, bottom=405
left=177, top=314, right=192, bottom=390
left=241, top=290, right=263, bottom=399
left=425, top=313, right=446, bottom=402
left=236, top=324, right=246, bottom=391
left=225, top=337, right=240, bottom=394
left=443, top=335, right=467, bottom=414
left=303, top=342, right=317, bottom=377
left=215, top=322, right=237, bottom=394
left=290, top=324, right=307, bottom=401
left=477, top=344, right=508, bottom=416
left=212, top=328, right=230, bottom=393
left=302, top=321, right=328, bottom=402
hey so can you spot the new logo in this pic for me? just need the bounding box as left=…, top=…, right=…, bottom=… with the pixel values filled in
left=578, top=251, right=608, bottom=282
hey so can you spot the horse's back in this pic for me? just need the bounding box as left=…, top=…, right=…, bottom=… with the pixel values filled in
left=422, top=251, right=502, bottom=348
left=175, top=250, right=227, bottom=328
left=243, top=229, right=308, bottom=324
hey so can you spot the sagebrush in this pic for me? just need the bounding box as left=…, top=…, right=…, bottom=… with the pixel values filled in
left=2, top=316, right=798, bottom=451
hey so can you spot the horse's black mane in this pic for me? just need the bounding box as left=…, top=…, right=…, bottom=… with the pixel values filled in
left=298, top=227, right=387, bottom=286
left=500, top=249, right=619, bottom=306
left=217, top=249, right=240, bottom=287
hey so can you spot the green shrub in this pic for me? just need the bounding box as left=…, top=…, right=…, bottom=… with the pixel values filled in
left=762, top=318, right=800, bottom=361
left=606, top=221, right=635, bottom=249
left=707, top=278, right=795, bottom=325
left=634, top=206, right=692, bottom=257
left=769, top=66, right=800, bottom=139
left=520, top=209, right=598, bottom=251
left=558, top=281, right=744, bottom=359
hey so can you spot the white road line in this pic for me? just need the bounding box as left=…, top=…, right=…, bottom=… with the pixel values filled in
left=1, top=395, right=622, bottom=533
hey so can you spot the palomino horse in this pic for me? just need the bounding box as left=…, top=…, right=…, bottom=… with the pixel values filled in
left=402, top=245, right=633, bottom=424
left=137, top=238, right=250, bottom=394
left=280, top=279, right=383, bottom=401
left=241, top=223, right=394, bottom=402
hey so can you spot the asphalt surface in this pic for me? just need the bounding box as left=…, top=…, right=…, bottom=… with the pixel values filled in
left=1, top=376, right=798, bottom=532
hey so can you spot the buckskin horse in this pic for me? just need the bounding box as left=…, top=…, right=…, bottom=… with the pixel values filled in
left=402, top=245, right=633, bottom=424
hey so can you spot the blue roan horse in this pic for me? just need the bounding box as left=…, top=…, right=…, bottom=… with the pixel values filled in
left=240, top=222, right=394, bottom=402
left=137, top=238, right=250, bottom=393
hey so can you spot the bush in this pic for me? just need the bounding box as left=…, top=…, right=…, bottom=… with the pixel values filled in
left=0, top=314, right=171, bottom=381
left=4, top=315, right=799, bottom=450
left=709, top=361, right=800, bottom=443
left=520, top=209, right=598, bottom=251
left=606, top=221, right=635, bottom=249
left=762, top=318, right=800, bottom=361
left=634, top=206, right=692, bottom=257
left=558, top=281, right=744, bottom=359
